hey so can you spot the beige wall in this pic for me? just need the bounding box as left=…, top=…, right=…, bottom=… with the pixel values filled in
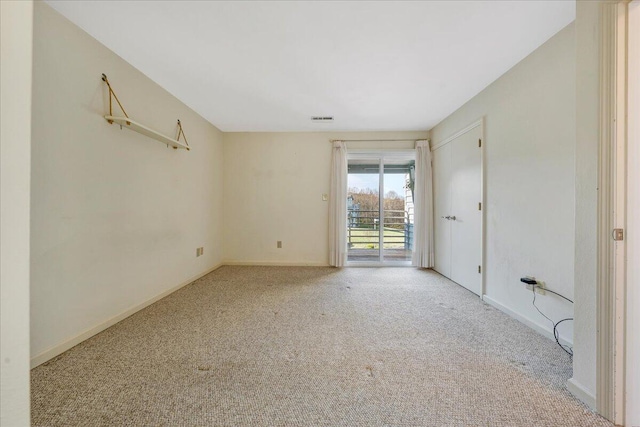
left=30, top=3, right=225, bottom=365
left=222, top=132, right=427, bottom=265
left=430, top=24, right=576, bottom=352
left=571, top=1, right=601, bottom=404
left=1, top=1, right=33, bottom=424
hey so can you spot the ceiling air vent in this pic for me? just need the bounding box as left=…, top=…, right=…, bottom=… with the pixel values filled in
left=311, top=116, right=334, bottom=122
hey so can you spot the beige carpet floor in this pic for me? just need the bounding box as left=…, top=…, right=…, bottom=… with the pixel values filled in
left=31, top=266, right=611, bottom=426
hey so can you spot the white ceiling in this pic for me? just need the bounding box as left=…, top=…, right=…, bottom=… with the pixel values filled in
left=46, top=1, right=575, bottom=132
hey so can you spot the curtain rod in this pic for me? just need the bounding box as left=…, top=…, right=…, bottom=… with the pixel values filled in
left=329, top=139, right=424, bottom=143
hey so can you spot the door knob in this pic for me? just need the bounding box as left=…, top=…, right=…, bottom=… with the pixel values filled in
left=450, top=216, right=456, bottom=221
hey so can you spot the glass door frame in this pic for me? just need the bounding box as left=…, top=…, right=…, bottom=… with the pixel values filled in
left=346, top=149, right=415, bottom=267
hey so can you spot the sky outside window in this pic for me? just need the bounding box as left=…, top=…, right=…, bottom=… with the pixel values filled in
left=348, top=173, right=406, bottom=196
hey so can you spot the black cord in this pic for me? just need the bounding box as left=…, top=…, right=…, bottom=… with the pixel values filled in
left=531, top=287, right=573, bottom=357
left=532, top=289, right=555, bottom=328
left=554, top=318, right=574, bottom=356
left=539, top=287, right=574, bottom=304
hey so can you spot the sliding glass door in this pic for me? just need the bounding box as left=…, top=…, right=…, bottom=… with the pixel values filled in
left=347, top=159, right=381, bottom=262
left=347, top=152, right=415, bottom=265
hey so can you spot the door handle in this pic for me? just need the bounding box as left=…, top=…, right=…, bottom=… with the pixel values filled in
left=450, top=216, right=456, bottom=221
left=442, top=216, right=451, bottom=220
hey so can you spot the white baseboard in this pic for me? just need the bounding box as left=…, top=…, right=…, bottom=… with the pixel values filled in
left=567, top=378, right=596, bottom=410
left=222, top=260, right=329, bottom=267
left=482, top=294, right=573, bottom=347
left=30, top=263, right=223, bottom=369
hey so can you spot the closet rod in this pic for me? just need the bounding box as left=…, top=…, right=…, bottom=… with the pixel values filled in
left=329, top=138, right=422, bottom=143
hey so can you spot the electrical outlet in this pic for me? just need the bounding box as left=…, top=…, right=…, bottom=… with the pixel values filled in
left=196, top=247, right=204, bottom=257
left=277, top=241, right=282, bottom=249
left=322, top=193, right=328, bottom=201
left=521, top=276, right=536, bottom=291
left=520, top=276, right=538, bottom=291
left=535, top=280, right=546, bottom=295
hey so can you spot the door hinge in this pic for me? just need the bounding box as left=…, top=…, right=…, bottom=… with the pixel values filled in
left=478, top=202, right=482, bottom=211
left=478, top=138, right=482, bottom=148
left=613, top=228, right=624, bottom=241
left=478, top=265, right=482, bottom=274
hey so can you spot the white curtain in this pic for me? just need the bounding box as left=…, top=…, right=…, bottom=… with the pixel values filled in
left=412, top=140, right=434, bottom=268
left=329, top=141, right=348, bottom=267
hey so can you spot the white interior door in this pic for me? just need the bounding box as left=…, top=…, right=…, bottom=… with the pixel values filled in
left=450, top=127, right=482, bottom=296
left=433, top=143, right=452, bottom=278
left=432, top=124, right=482, bottom=296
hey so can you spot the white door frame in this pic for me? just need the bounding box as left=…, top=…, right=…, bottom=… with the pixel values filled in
left=596, top=1, right=628, bottom=424
left=431, top=118, right=485, bottom=296
left=625, top=2, right=639, bottom=425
